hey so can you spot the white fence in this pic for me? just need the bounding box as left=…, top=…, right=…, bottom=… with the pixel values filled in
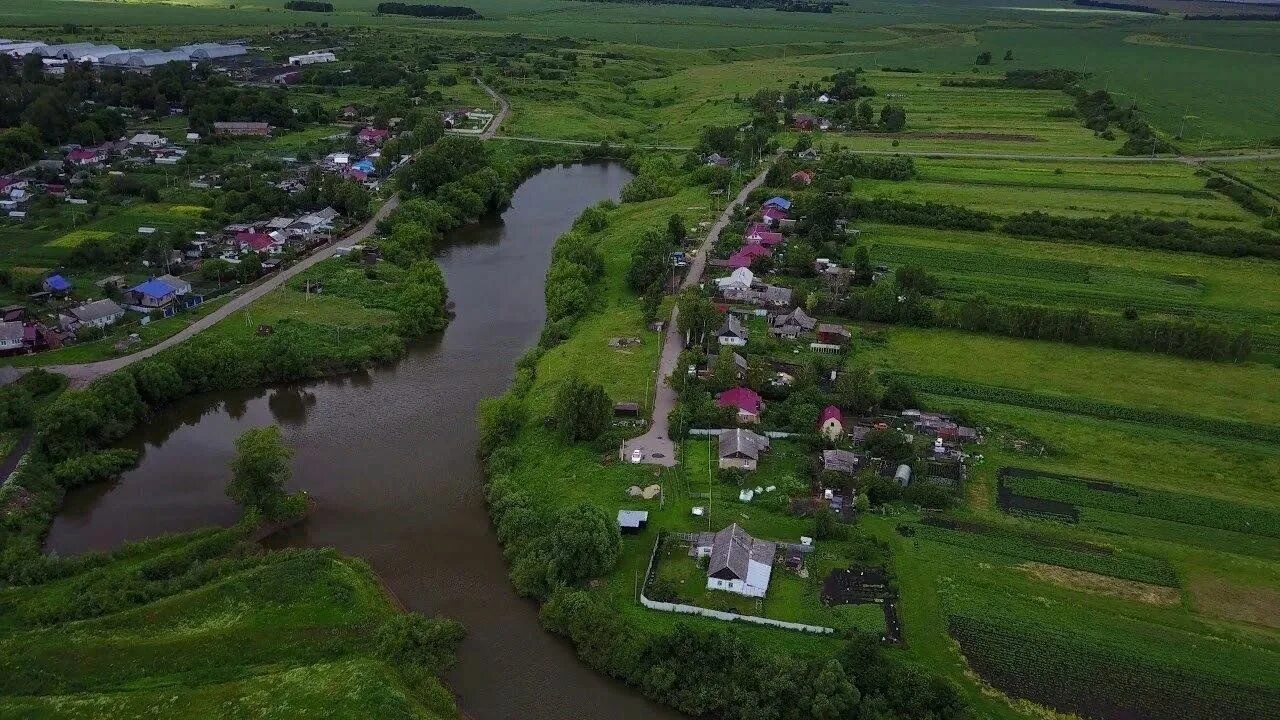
left=689, top=428, right=797, bottom=439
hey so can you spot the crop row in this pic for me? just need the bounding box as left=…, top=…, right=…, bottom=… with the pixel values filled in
left=892, top=373, right=1280, bottom=444
left=948, top=613, right=1280, bottom=720
left=916, top=518, right=1179, bottom=587
left=1001, top=468, right=1280, bottom=539
left=867, top=243, right=1092, bottom=284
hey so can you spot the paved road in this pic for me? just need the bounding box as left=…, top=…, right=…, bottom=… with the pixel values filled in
left=621, top=159, right=777, bottom=468
left=43, top=195, right=402, bottom=387
left=476, top=78, right=510, bottom=141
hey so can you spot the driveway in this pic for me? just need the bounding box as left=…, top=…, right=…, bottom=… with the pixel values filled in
left=43, top=194, right=401, bottom=387
left=621, top=159, right=777, bottom=467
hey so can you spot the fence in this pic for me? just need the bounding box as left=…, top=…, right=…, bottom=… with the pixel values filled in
left=689, top=428, right=797, bottom=439
left=639, top=535, right=834, bottom=635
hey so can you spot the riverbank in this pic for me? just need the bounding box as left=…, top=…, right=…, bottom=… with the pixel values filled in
left=23, top=160, right=692, bottom=720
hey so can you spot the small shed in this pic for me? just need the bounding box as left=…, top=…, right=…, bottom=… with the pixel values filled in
left=617, top=510, right=649, bottom=534
left=895, top=464, right=912, bottom=487
left=613, top=401, right=641, bottom=417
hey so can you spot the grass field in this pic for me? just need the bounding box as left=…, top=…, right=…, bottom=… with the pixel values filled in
left=0, top=529, right=459, bottom=719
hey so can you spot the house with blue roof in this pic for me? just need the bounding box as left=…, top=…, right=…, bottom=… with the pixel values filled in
left=42, top=274, right=71, bottom=295
left=351, top=158, right=376, bottom=174
left=128, top=278, right=179, bottom=309
left=762, top=197, right=792, bottom=211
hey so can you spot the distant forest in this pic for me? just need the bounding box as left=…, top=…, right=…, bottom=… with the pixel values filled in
left=1072, top=0, right=1167, bottom=15
left=284, top=0, right=334, bottom=11
left=376, top=3, right=483, bottom=18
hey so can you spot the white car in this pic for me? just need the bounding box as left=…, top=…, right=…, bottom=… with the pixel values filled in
left=630, top=448, right=643, bottom=464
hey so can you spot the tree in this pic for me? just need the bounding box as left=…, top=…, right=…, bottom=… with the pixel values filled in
left=676, top=289, right=717, bottom=345
left=1003, top=49, right=1014, bottom=61
left=200, top=258, right=234, bottom=284
left=835, top=365, right=882, bottom=414
left=546, top=503, right=621, bottom=587
left=852, top=245, right=873, bottom=286
left=880, top=104, right=907, bottom=133
left=808, top=659, right=861, bottom=720
left=227, top=425, right=296, bottom=519
left=375, top=614, right=465, bottom=672
left=880, top=378, right=918, bottom=411
left=857, top=100, right=874, bottom=127
left=236, top=253, right=263, bottom=283
left=976, top=51, right=993, bottom=65
left=554, top=376, right=611, bottom=442
left=666, top=213, right=688, bottom=243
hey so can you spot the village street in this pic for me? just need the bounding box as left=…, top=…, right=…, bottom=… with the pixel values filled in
left=621, top=157, right=778, bottom=468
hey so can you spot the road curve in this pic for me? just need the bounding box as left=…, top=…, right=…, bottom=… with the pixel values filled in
left=43, top=194, right=402, bottom=387
left=622, top=156, right=779, bottom=468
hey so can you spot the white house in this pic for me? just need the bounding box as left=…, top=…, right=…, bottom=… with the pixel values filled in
left=0, top=321, right=23, bottom=352
left=64, top=299, right=126, bottom=330
left=715, top=267, right=754, bottom=292
left=129, top=133, right=166, bottom=148
left=817, top=93, right=831, bottom=103
left=716, top=314, right=748, bottom=347
left=694, top=524, right=776, bottom=598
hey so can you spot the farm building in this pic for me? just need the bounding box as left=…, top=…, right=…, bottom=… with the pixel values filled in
left=769, top=307, right=816, bottom=338
left=289, top=51, right=336, bottom=66
left=213, top=122, right=270, bottom=137
left=693, top=524, right=776, bottom=598
left=116, top=50, right=193, bottom=68
left=718, top=428, right=770, bottom=471
left=176, top=43, right=247, bottom=61
left=0, top=321, right=23, bottom=353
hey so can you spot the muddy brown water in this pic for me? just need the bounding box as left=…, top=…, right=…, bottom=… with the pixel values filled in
left=45, top=162, right=685, bottom=720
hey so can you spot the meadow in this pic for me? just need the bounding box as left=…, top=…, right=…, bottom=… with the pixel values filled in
left=0, top=528, right=460, bottom=719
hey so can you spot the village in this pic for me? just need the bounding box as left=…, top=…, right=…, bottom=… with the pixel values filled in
left=612, top=161, right=979, bottom=637
left=0, top=34, right=493, bottom=360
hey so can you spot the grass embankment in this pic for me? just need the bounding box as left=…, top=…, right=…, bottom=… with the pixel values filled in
left=0, top=527, right=460, bottom=720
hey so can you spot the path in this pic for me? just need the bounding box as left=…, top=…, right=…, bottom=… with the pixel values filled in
left=621, top=158, right=778, bottom=468
left=43, top=195, right=401, bottom=387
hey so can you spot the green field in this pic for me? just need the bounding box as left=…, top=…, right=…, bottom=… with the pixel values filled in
left=0, top=528, right=460, bottom=720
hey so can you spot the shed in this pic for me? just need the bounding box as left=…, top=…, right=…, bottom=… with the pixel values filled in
left=894, top=464, right=912, bottom=487
left=617, top=510, right=649, bottom=534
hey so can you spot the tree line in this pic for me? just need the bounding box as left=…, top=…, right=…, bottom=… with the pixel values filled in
left=284, top=1, right=333, bottom=11
left=376, top=3, right=482, bottom=18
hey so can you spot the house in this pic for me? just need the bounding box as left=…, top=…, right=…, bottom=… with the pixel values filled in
left=129, top=133, right=166, bottom=148
left=717, top=428, right=770, bottom=471
left=340, top=105, right=360, bottom=120
left=273, top=70, right=301, bottom=85
left=42, top=274, right=71, bottom=295
left=716, top=314, right=748, bottom=347
left=761, top=206, right=788, bottom=228
left=0, top=176, right=29, bottom=196
left=185, top=132, right=200, bottom=142
left=288, top=51, right=336, bottom=66
left=792, top=113, right=817, bottom=130
left=715, top=267, right=754, bottom=292
left=817, top=93, right=831, bottom=103
left=744, top=228, right=784, bottom=246
left=716, top=387, right=763, bottom=424
left=617, top=510, right=649, bottom=534
left=816, top=323, right=852, bottom=345
left=64, top=298, right=125, bottom=329
left=694, top=524, right=776, bottom=598
left=797, top=147, right=820, bottom=161
left=128, top=279, right=178, bottom=309
left=762, top=197, right=792, bottom=211
left=730, top=352, right=749, bottom=379
left=705, top=152, right=731, bottom=168
left=791, top=170, right=814, bottom=187
left=67, top=146, right=109, bottom=166
left=213, top=121, right=270, bottom=137
left=0, top=305, right=24, bottom=322
left=822, top=449, right=865, bottom=475
left=907, top=411, right=979, bottom=442
left=236, top=231, right=281, bottom=254
left=818, top=405, right=844, bottom=440
left=357, top=127, right=391, bottom=146
left=769, top=307, right=816, bottom=338
left=724, top=284, right=791, bottom=308
left=0, top=321, right=23, bottom=353
left=155, top=274, right=191, bottom=295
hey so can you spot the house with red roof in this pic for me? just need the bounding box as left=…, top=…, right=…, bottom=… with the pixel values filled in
left=761, top=206, right=788, bottom=227
left=791, top=170, right=814, bottom=187
left=726, top=250, right=757, bottom=269
left=717, top=387, right=764, bottom=424
left=357, top=127, right=391, bottom=146
left=67, top=146, right=109, bottom=167
left=236, top=231, right=282, bottom=254
left=744, top=228, right=784, bottom=246
left=818, top=405, right=844, bottom=440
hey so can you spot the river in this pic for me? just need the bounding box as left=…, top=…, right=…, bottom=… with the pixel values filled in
left=44, top=162, right=684, bottom=720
